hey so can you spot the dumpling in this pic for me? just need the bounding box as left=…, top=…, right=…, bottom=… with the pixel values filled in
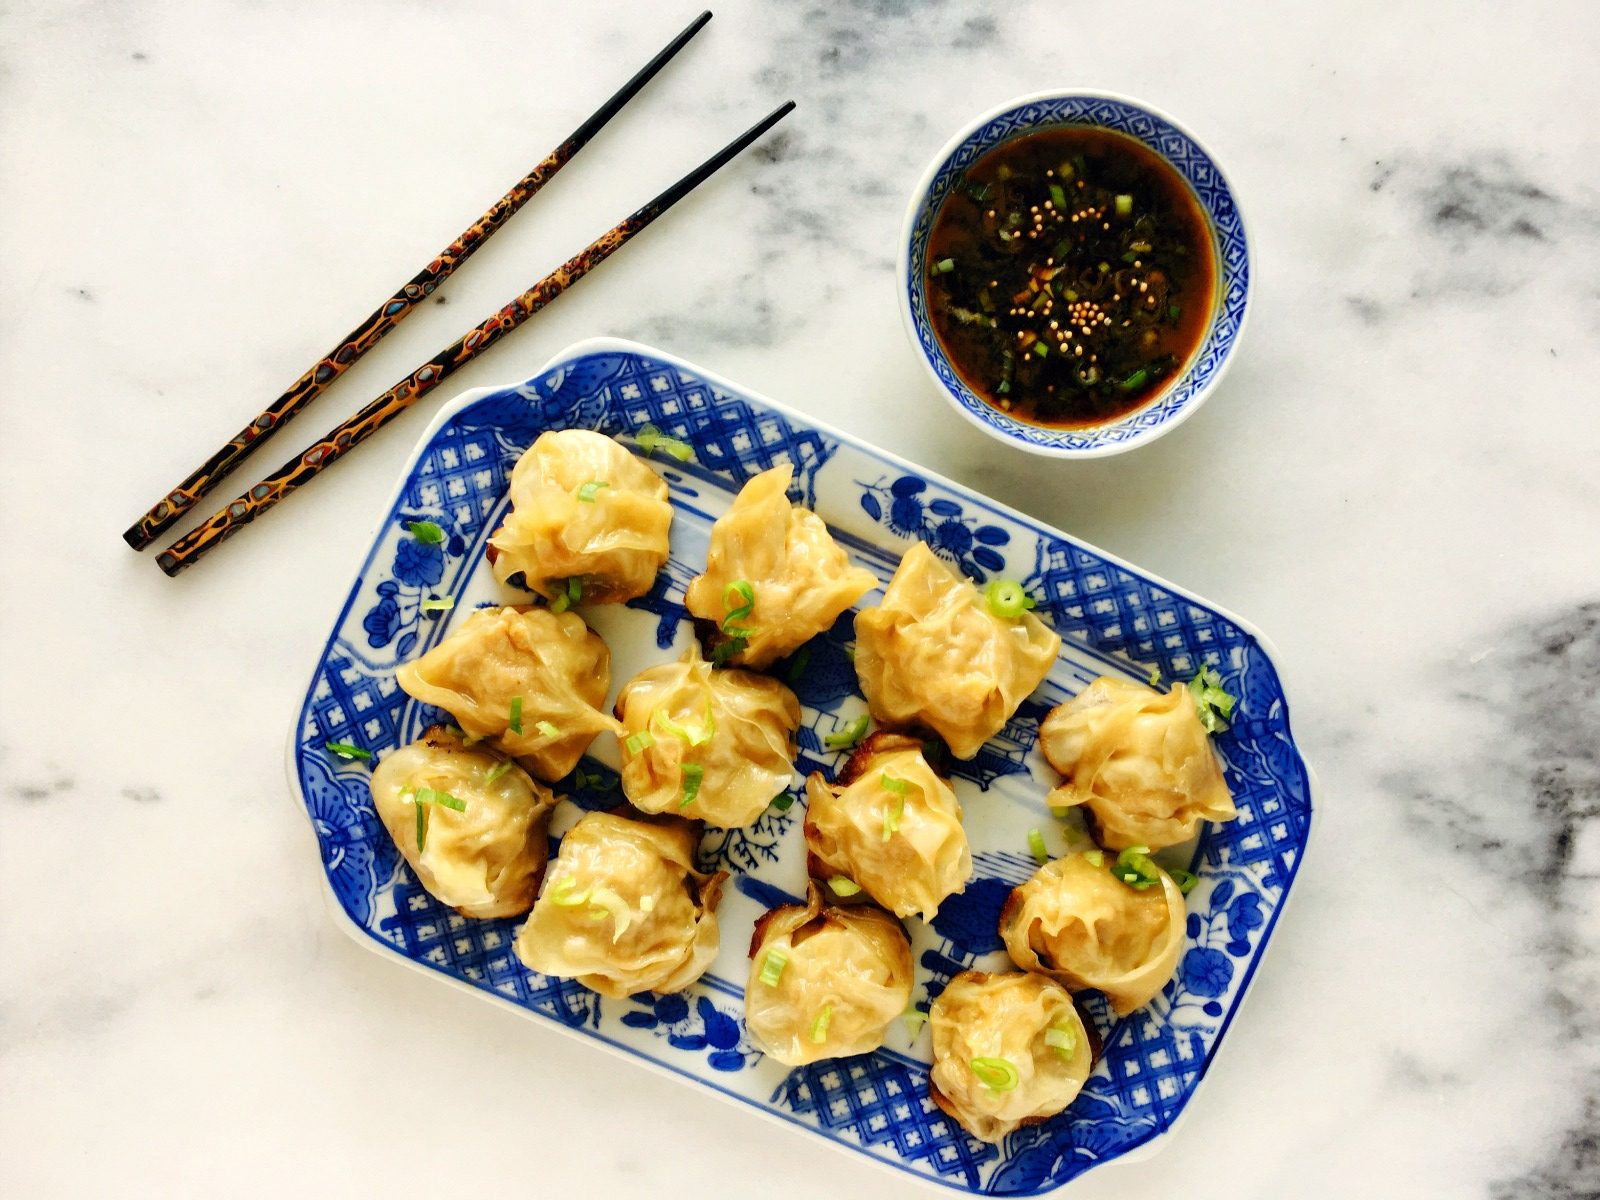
left=1040, top=675, right=1236, bottom=851
left=614, top=646, right=800, bottom=827
left=488, top=429, right=672, bottom=604
left=514, top=811, right=725, bottom=998
left=928, top=970, right=1094, bottom=1144
left=396, top=606, right=620, bottom=782
left=369, top=725, right=559, bottom=919
left=803, top=733, right=971, bottom=920
left=854, top=542, right=1059, bottom=759
left=683, top=464, right=878, bottom=667
left=999, top=850, right=1185, bottom=1015
left=744, top=883, right=913, bottom=1065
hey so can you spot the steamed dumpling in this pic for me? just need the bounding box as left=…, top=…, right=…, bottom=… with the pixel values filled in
left=804, top=733, right=971, bottom=920
left=1040, top=675, right=1236, bottom=851
left=744, top=883, right=913, bottom=1065
left=683, top=464, right=878, bottom=667
left=615, top=646, right=800, bottom=827
left=928, top=971, right=1093, bottom=1144
left=854, top=543, right=1059, bottom=759
left=369, top=725, right=559, bottom=919
left=999, top=850, right=1185, bottom=1015
left=395, top=606, right=620, bottom=782
left=514, top=811, right=725, bottom=998
left=488, top=430, right=672, bottom=604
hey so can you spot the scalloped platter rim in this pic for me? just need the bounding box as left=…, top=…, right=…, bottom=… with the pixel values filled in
left=288, top=336, right=1316, bottom=1196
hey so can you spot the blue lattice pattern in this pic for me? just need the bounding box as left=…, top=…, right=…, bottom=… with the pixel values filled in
left=903, top=94, right=1250, bottom=454
left=292, top=341, right=1313, bottom=1197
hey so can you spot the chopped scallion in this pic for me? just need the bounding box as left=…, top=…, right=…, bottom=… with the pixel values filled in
left=508, top=696, right=524, bottom=735
left=1048, top=183, right=1067, bottom=209
left=1028, top=828, right=1049, bottom=865
left=414, top=797, right=427, bottom=851
left=824, top=714, right=870, bottom=750
left=827, top=876, right=862, bottom=897
left=771, top=793, right=795, bottom=812
left=810, top=1004, right=833, bottom=1044
left=1147, top=665, right=1162, bottom=687
left=325, top=741, right=371, bottom=761
left=984, top=578, right=1037, bottom=619
left=483, top=761, right=513, bottom=784
left=724, top=579, right=755, bottom=613
left=1111, top=844, right=1161, bottom=891
left=1083, top=849, right=1105, bottom=868
left=1115, top=193, right=1133, bottom=216
left=882, top=793, right=905, bottom=841
left=535, top=720, right=559, bottom=738
left=758, top=947, right=788, bottom=987
left=1117, top=367, right=1149, bottom=392
left=1031, top=341, right=1048, bottom=358
left=1169, top=868, right=1200, bottom=895
left=933, top=257, right=955, bottom=274
left=903, top=1008, right=929, bottom=1038
left=576, top=479, right=610, bottom=503
left=784, top=646, right=811, bottom=685
left=406, top=520, right=445, bottom=544
left=1045, top=1024, right=1077, bottom=1059
left=969, top=1057, right=1020, bottom=1092
left=550, top=877, right=588, bottom=907
left=625, top=731, right=655, bottom=755
left=1188, top=666, right=1237, bottom=734
left=636, top=423, right=694, bottom=461
left=880, top=774, right=910, bottom=795
left=680, top=763, right=705, bottom=808
left=419, top=595, right=455, bottom=613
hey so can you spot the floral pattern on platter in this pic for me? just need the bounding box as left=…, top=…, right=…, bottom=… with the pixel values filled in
left=291, top=339, right=1313, bottom=1197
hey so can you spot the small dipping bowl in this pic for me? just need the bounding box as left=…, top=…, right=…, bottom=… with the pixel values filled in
left=899, top=91, right=1251, bottom=457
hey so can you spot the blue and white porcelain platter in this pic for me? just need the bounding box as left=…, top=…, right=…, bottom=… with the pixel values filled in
left=290, top=337, right=1314, bottom=1195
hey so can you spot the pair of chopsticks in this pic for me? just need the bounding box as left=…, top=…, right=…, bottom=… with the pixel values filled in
left=127, top=11, right=792, bottom=576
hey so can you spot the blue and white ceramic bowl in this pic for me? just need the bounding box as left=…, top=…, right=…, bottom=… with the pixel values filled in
left=898, top=91, right=1252, bottom=458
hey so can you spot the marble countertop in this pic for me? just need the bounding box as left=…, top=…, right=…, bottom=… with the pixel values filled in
left=3, top=1, right=1596, bottom=1196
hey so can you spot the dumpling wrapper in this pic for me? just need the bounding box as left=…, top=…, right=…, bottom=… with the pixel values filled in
left=928, top=970, right=1094, bottom=1144
left=396, top=606, right=620, bottom=782
left=854, top=542, right=1059, bottom=759
left=615, top=646, right=800, bottom=827
left=514, top=811, right=725, bottom=999
left=684, top=464, right=878, bottom=668
left=744, top=883, right=913, bottom=1065
left=369, top=726, right=559, bottom=919
left=1040, top=675, right=1236, bottom=851
left=488, top=429, right=672, bottom=604
left=1000, top=850, right=1185, bottom=1015
left=804, top=733, right=971, bottom=921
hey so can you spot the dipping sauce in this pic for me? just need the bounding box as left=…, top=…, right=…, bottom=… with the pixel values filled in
left=925, top=126, right=1216, bottom=428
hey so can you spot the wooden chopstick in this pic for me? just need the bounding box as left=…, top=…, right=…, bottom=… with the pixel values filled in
left=155, top=100, right=796, bottom=578
left=122, top=10, right=713, bottom=552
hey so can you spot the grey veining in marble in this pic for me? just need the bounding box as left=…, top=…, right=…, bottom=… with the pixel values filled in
left=2, top=0, right=1599, bottom=1197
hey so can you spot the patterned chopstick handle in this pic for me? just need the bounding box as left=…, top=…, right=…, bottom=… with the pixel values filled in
left=123, top=145, right=582, bottom=552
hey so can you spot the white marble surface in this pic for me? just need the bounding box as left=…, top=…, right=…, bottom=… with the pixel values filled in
left=3, top=0, right=1598, bottom=1196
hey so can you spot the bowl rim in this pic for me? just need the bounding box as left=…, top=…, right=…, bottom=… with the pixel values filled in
left=896, top=88, right=1252, bottom=459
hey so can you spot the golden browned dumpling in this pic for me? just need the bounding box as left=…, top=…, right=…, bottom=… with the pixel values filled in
left=999, top=850, right=1185, bottom=1015
left=395, top=606, right=620, bottom=782
left=804, top=733, right=971, bottom=920
left=1040, top=676, right=1236, bottom=851
left=488, top=430, right=672, bottom=604
left=854, top=543, right=1059, bottom=759
left=369, top=726, right=559, bottom=919
left=683, top=464, right=878, bottom=667
left=514, top=811, right=725, bottom=998
left=744, top=883, right=913, bottom=1065
left=928, top=971, right=1094, bottom=1144
left=614, top=646, right=800, bottom=827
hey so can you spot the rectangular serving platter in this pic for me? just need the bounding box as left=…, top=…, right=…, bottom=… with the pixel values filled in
left=290, top=337, right=1315, bottom=1195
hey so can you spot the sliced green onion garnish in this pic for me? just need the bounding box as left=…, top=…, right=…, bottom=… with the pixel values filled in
left=406, top=520, right=445, bottom=544
left=1111, top=844, right=1161, bottom=890
left=576, top=480, right=610, bottom=503
left=720, top=622, right=754, bottom=638
left=325, top=741, right=371, bottom=760
left=1188, top=667, right=1237, bottom=733
left=711, top=638, right=746, bottom=667
left=585, top=885, right=635, bottom=942
left=984, top=578, right=1036, bottom=619
left=1169, top=303, right=1182, bottom=320
left=1147, top=665, right=1162, bottom=687
left=419, top=595, right=455, bottom=613
left=970, top=1057, right=1020, bottom=1092
left=770, top=793, right=795, bottom=812
left=1083, top=849, right=1105, bottom=868
left=758, top=947, right=788, bottom=987
left=414, top=798, right=427, bottom=851
left=535, top=720, right=559, bottom=738
left=508, top=696, right=524, bottom=735
left=903, top=1008, right=929, bottom=1038
left=550, top=877, right=589, bottom=907
left=810, top=1005, right=833, bottom=1044
left=636, top=423, right=694, bottom=461
left=1048, top=183, right=1067, bottom=209
left=680, top=763, right=705, bottom=808
left=1115, top=193, right=1133, bottom=216
left=1169, top=868, right=1199, bottom=895
left=785, top=646, right=811, bottom=684
left=1044, top=1024, right=1077, bottom=1059
left=1027, top=828, right=1049, bottom=865
left=824, top=715, right=870, bottom=750
left=880, top=774, right=910, bottom=795
left=653, top=702, right=715, bottom=747
left=624, top=731, right=655, bottom=755
left=882, top=793, right=905, bottom=841
left=483, top=761, right=513, bottom=784
left=1117, top=367, right=1149, bottom=392
left=827, top=876, right=862, bottom=897
left=1031, top=341, right=1048, bottom=358
left=932, top=257, right=955, bottom=274
left=431, top=790, right=466, bottom=812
